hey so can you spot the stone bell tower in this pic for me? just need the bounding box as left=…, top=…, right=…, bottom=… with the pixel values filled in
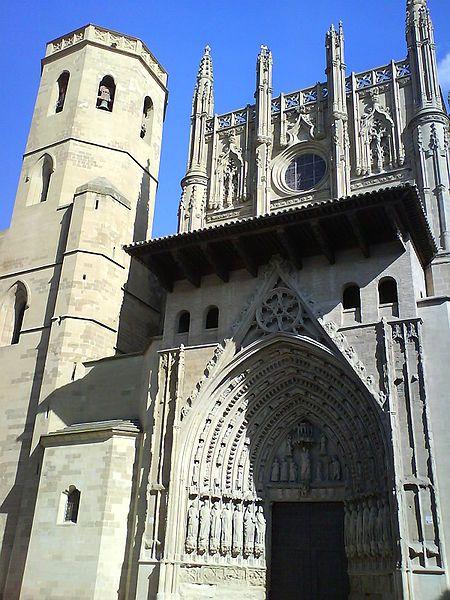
left=0, top=26, right=167, bottom=598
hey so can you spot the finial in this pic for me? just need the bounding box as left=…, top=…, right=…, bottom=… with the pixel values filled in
left=198, top=45, right=213, bottom=81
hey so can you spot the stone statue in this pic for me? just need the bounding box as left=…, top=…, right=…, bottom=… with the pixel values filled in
left=280, top=458, right=289, bottom=482
left=236, top=464, right=244, bottom=490
left=319, top=433, right=327, bottom=455
left=209, top=500, right=221, bottom=555
left=289, top=458, right=297, bottom=483
left=375, top=499, right=384, bottom=556
left=192, top=461, right=199, bottom=486
left=254, top=506, right=266, bottom=557
left=299, top=447, right=311, bottom=481
left=362, top=500, right=371, bottom=556
left=329, top=455, right=341, bottom=481
left=271, top=457, right=280, bottom=482
left=369, top=497, right=378, bottom=556
left=243, top=505, right=256, bottom=556
left=286, top=434, right=293, bottom=457
left=356, top=503, right=363, bottom=557
left=198, top=500, right=211, bottom=554
left=382, top=500, right=391, bottom=556
left=316, top=459, right=323, bottom=482
left=194, top=439, right=204, bottom=462
left=216, top=444, right=225, bottom=467
left=232, top=503, right=243, bottom=556
left=185, top=502, right=199, bottom=553
left=221, top=502, right=232, bottom=555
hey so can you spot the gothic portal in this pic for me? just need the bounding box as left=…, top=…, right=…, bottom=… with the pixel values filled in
left=0, top=2, right=449, bottom=600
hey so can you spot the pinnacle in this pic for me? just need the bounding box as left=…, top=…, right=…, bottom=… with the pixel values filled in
left=198, top=45, right=213, bottom=81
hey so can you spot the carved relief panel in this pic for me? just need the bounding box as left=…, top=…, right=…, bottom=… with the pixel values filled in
left=266, top=420, right=343, bottom=496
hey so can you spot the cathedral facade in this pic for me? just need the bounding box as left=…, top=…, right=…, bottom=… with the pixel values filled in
left=0, top=1, right=449, bottom=599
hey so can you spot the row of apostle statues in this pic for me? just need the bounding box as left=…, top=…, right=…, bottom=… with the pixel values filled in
left=186, top=497, right=266, bottom=559
left=344, top=497, right=392, bottom=559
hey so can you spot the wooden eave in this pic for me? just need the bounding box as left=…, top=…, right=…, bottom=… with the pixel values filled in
left=125, top=184, right=437, bottom=292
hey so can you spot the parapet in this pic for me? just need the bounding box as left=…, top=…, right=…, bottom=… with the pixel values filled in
left=45, top=24, right=167, bottom=87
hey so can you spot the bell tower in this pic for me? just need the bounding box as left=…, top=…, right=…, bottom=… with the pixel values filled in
left=0, top=25, right=168, bottom=598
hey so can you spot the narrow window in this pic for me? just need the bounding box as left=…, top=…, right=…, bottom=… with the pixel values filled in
left=378, top=278, right=398, bottom=304
left=96, top=75, right=116, bottom=112
left=40, top=154, right=53, bottom=202
left=343, top=284, right=361, bottom=309
left=205, top=306, right=219, bottom=329
left=140, top=96, right=153, bottom=139
left=55, top=71, right=70, bottom=113
left=0, top=282, right=28, bottom=346
left=177, top=311, right=190, bottom=334
left=64, top=486, right=81, bottom=523
left=27, top=154, right=54, bottom=205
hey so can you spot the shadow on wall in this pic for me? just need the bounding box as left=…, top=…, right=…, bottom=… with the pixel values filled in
left=117, top=160, right=165, bottom=355
left=439, top=592, right=450, bottom=600
left=0, top=207, right=72, bottom=600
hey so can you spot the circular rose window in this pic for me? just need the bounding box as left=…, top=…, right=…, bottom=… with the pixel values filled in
left=285, top=154, right=326, bottom=191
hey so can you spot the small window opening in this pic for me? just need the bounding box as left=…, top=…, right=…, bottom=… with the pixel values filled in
left=40, top=155, right=53, bottom=203
left=205, top=306, right=219, bottom=329
left=96, top=75, right=116, bottom=112
left=177, top=311, right=190, bottom=334
left=140, top=96, right=153, bottom=139
left=378, top=278, right=398, bottom=304
left=64, top=486, right=81, bottom=523
left=343, top=284, right=361, bottom=309
left=55, top=72, right=70, bottom=113
left=0, top=282, right=28, bottom=347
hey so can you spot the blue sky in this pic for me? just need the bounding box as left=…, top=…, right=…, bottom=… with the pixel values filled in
left=0, top=0, right=448, bottom=238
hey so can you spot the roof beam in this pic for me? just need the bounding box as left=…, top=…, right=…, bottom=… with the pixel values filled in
left=310, top=220, right=335, bottom=264
left=232, top=238, right=258, bottom=277
left=146, top=255, right=173, bottom=292
left=276, top=226, right=303, bottom=269
left=347, top=212, right=370, bottom=258
left=203, top=242, right=229, bottom=282
left=384, top=204, right=408, bottom=248
left=173, top=250, right=201, bottom=288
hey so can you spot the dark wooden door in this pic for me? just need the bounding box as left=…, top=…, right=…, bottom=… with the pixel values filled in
left=270, top=502, right=349, bottom=600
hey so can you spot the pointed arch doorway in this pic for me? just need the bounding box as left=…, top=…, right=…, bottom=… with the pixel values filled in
left=170, top=334, right=396, bottom=599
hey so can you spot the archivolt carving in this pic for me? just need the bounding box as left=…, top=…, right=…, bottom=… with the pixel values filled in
left=176, top=334, right=392, bottom=568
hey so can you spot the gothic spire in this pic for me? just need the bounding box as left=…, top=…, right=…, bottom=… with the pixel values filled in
left=180, top=47, right=214, bottom=233
left=198, top=45, right=213, bottom=83
left=405, top=0, right=440, bottom=110
left=193, top=45, right=214, bottom=118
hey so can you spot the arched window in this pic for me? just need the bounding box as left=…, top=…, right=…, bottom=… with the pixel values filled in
left=28, top=154, right=54, bottom=205
left=177, top=311, right=190, bottom=334
left=64, top=486, right=81, bottom=523
left=378, top=278, right=398, bottom=304
left=55, top=71, right=70, bottom=113
left=343, top=284, right=361, bottom=309
left=205, top=306, right=219, bottom=329
left=0, top=282, right=28, bottom=346
left=140, top=96, right=153, bottom=139
left=96, top=75, right=116, bottom=112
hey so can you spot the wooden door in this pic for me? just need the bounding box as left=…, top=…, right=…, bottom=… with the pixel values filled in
left=270, top=502, right=349, bottom=600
